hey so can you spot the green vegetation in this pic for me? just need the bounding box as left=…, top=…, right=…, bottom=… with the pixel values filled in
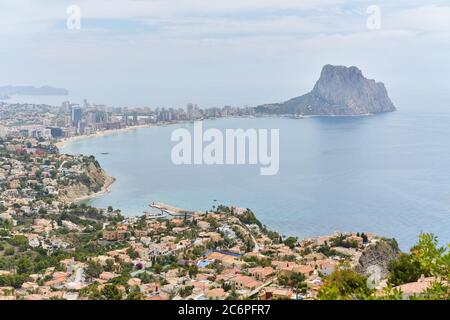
left=388, top=254, right=425, bottom=286
left=319, top=233, right=449, bottom=300
left=318, top=269, right=372, bottom=300
left=278, top=272, right=307, bottom=299
left=179, top=285, right=194, bottom=298
left=330, top=234, right=358, bottom=248
left=238, top=209, right=263, bottom=229
left=283, top=236, right=298, bottom=249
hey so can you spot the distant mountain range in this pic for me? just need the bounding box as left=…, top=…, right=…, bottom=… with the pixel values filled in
left=0, top=85, right=69, bottom=99
left=256, top=65, right=396, bottom=116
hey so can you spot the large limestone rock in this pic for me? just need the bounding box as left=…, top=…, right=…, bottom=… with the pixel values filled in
left=256, top=65, right=396, bottom=116
left=355, top=239, right=400, bottom=278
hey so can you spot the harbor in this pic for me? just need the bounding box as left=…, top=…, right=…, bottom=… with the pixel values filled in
left=149, top=202, right=204, bottom=218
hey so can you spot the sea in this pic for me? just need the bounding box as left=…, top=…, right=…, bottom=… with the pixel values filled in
left=59, top=107, right=450, bottom=251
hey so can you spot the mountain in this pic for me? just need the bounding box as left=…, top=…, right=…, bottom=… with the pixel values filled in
left=256, top=65, right=396, bottom=116
left=0, top=85, right=69, bottom=96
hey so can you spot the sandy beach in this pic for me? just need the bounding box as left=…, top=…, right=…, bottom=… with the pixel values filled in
left=55, top=124, right=157, bottom=149
left=56, top=123, right=163, bottom=205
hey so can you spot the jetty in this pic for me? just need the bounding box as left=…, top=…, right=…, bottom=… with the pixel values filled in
left=150, top=202, right=204, bottom=217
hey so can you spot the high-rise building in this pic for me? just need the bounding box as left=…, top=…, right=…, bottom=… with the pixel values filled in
left=86, top=111, right=107, bottom=124
left=47, top=127, right=64, bottom=138
left=62, top=101, right=71, bottom=113
left=187, top=103, right=194, bottom=119
left=71, top=106, right=82, bottom=127
left=187, top=103, right=200, bottom=120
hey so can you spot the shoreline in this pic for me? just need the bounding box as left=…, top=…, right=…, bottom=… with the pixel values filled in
left=56, top=112, right=401, bottom=228
left=55, top=113, right=380, bottom=150
left=55, top=124, right=158, bottom=149
left=72, top=175, right=117, bottom=204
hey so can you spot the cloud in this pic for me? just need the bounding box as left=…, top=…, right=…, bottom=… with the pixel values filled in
left=0, top=0, right=449, bottom=107
left=394, top=5, right=450, bottom=32
left=0, top=0, right=348, bottom=23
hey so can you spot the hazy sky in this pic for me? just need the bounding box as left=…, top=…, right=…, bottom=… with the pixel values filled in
left=1, top=0, right=450, bottom=108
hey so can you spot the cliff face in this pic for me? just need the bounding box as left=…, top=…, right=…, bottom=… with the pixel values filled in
left=355, top=239, right=400, bottom=278
left=59, top=162, right=115, bottom=203
left=257, top=65, right=396, bottom=116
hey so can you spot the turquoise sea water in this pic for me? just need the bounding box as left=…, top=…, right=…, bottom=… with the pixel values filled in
left=61, top=110, right=450, bottom=250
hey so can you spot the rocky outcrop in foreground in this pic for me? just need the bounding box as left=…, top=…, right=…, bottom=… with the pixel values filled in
left=355, top=239, right=400, bottom=278
left=256, top=65, right=396, bottom=116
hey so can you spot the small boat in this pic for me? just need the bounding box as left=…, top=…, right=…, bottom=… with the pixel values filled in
left=101, top=152, right=109, bottom=155
left=288, top=114, right=304, bottom=119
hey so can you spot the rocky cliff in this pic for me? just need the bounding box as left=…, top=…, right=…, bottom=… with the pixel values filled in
left=59, top=162, right=115, bottom=204
left=355, top=239, right=400, bottom=278
left=256, top=65, right=396, bottom=116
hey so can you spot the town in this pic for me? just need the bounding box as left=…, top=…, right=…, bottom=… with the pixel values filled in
left=0, top=100, right=256, bottom=141
left=0, top=102, right=448, bottom=301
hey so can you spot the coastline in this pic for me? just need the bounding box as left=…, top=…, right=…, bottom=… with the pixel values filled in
left=55, top=124, right=158, bottom=149
left=72, top=174, right=116, bottom=204
left=55, top=113, right=387, bottom=212
left=56, top=123, right=167, bottom=205
left=55, top=113, right=379, bottom=150
left=56, top=113, right=401, bottom=228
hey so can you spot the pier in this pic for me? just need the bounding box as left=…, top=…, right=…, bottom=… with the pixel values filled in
left=150, top=202, right=204, bottom=217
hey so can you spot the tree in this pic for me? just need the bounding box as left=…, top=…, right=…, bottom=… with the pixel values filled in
left=138, top=272, right=153, bottom=284
left=17, top=256, right=34, bottom=275
left=127, top=247, right=139, bottom=259
left=289, top=272, right=307, bottom=299
left=239, top=209, right=262, bottom=228
left=388, top=254, right=424, bottom=286
left=225, top=289, right=238, bottom=300
left=420, top=281, right=449, bottom=300
left=316, top=282, right=340, bottom=300
left=127, top=288, right=143, bottom=300
left=179, top=285, right=194, bottom=298
left=80, top=284, right=102, bottom=300
left=0, top=274, right=29, bottom=288
left=188, top=265, right=199, bottom=278
left=104, top=259, right=115, bottom=272
left=361, top=233, right=369, bottom=244
left=317, top=269, right=372, bottom=300
left=101, top=284, right=122, bottom=300
left=8, top=235, right=28, bottom=251
left=410, top=233, right=448, bottom=277
left=283, top=237, right=298, bottom=249
left=4, top=247, right=15, bottom=256
left=86, top=260, right=103, bottom=278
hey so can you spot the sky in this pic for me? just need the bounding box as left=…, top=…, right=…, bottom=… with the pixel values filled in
left=1, top=0, right=450, bottom=108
